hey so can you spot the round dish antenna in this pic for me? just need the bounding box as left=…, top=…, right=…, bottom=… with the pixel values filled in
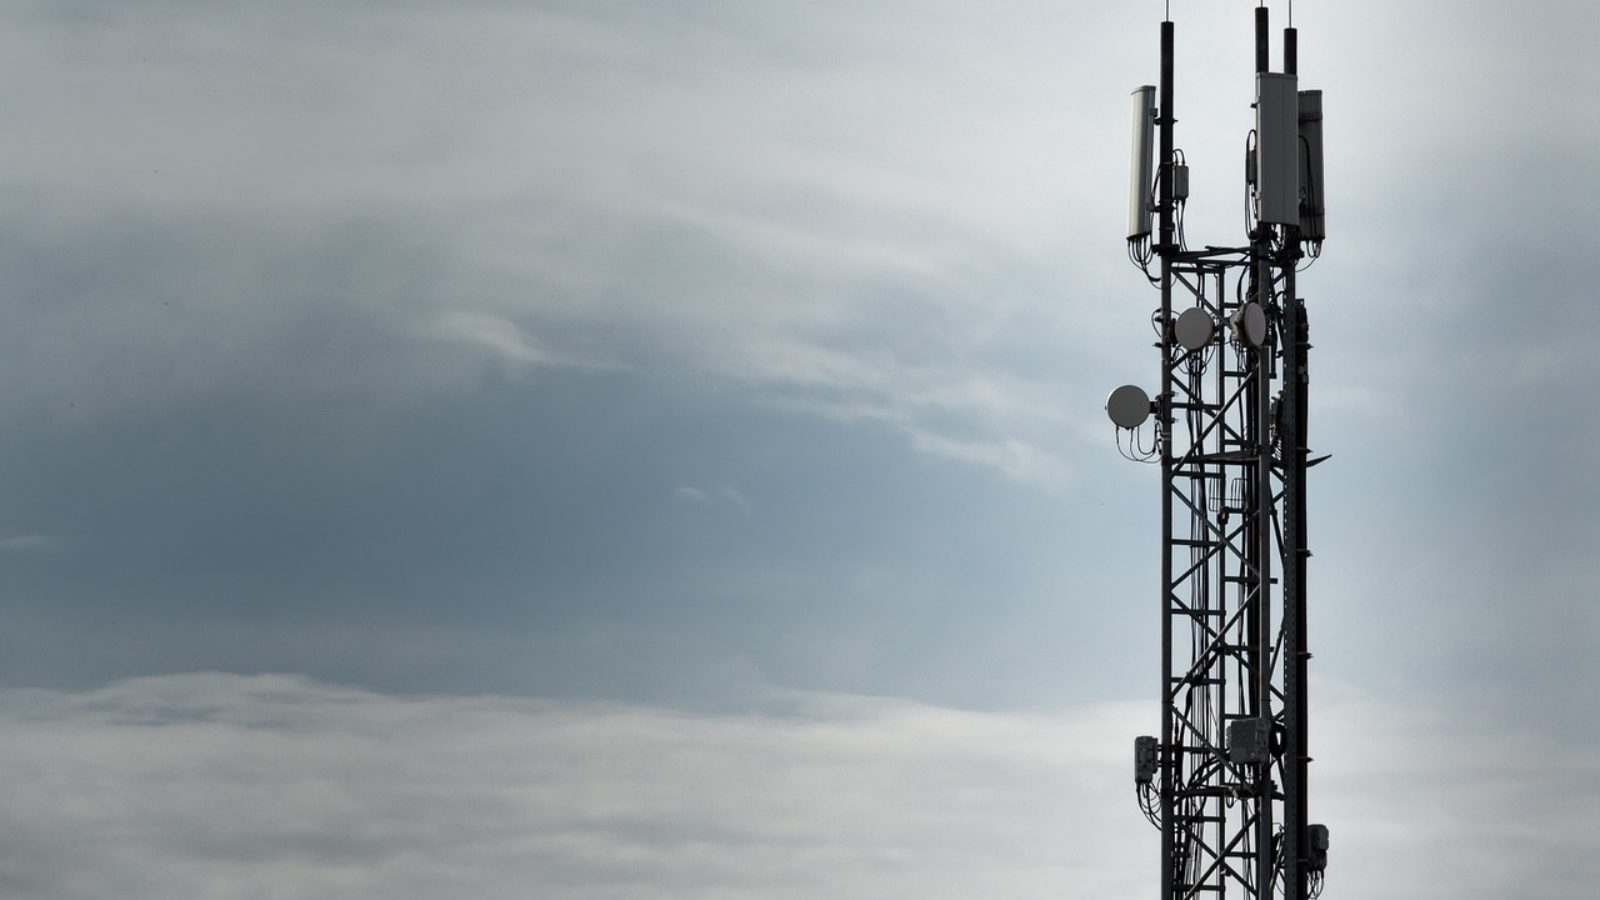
left=1174, top=307, right=1215, bottom=351
left=1106, top=384, right=1152, bottom=429
left=1231, top=302, right=1268, bottom=348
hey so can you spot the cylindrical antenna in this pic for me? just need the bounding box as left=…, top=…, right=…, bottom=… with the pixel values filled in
left=1160, top=21, right=1175, bottom=251
left=1285, top=26, right=1298, bottom=75
left=1255, top=6, right=1270, bottom=74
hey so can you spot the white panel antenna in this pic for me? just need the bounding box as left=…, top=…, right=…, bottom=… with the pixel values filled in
left=1128, top=86, right=1157, bottom=240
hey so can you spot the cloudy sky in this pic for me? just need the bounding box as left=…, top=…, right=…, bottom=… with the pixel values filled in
left=0, top=0, right=1596, bottom=897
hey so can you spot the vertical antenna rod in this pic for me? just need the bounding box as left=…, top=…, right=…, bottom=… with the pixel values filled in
left=1156, top=16, right=1176, bottom=900
left=1255, top=6, right=1270, bottom=73
left=1281, top=19, right=1309, bottom=900
left=1250, top=9, right=1276, bottom=900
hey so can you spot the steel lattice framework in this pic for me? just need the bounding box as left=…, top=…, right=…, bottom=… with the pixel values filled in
left=1116, top=9, right=1328, bottom=900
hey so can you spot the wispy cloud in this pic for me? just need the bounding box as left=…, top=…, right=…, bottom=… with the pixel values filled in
left=415, top=309, right=626, bottom=374
left=672, top=485, right=712, bottom=506
left=0, top=534, right=67, bottom=552
left=0, top=1, right=1113, bottom=485
left=906, top=431, right=1070, bottom=488
left=673, top=484, right=750, bottom=511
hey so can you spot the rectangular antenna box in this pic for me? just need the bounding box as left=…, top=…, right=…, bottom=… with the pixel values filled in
left=1228, top=717, right=1270, bottom=764
left=1134, top=735, right=1158, bottom=784
left=1255, top=73, right=1300, bottom=225
left=1307, top=823, right=1330, bottom=870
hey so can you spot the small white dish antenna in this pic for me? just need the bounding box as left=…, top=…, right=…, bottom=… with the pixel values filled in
left=1174, top=307, right=1215, bottom=351
left=1106, top=384, right=1152, bottom=429
left=1230, top=302, right=1268, bottom=348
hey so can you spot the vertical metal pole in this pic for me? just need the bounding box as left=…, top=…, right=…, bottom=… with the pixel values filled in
left=1213, top=267, right=1229, bottom=898
left=1282, top=269, right=1309, bottom=900
left=1255, top=7, right=1270, bottom=74
left=1281, top=25, right=1309, bottom=900
left=1251, top=7, right=1276, bottom=898
left=1253, top=269, right=1275, bottom=900
left=1157, top=17, right=1176, bottom=900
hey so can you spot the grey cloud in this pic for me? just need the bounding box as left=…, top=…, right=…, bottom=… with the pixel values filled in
left=1314, top=679, right=1600, bottom=897
left=0, top=344, right=1127, bottom=708
left=0, top=673, right=1592, bottom=900
left=0, top=0, right=1179, bottom=709
left=0, top=0, right=1139, bottom=484
left=0, top=673, right=1148, bottom=900
left=0, top=3, right=1593, bottom=890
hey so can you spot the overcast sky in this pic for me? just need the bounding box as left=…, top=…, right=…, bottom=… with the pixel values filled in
left=0, top=1, right=1596, bottom=897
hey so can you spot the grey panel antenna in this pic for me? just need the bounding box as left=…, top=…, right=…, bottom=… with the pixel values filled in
left=1298, top=89, right=1325, bottom=241
left=1255, top=73, right=1300, bottom=225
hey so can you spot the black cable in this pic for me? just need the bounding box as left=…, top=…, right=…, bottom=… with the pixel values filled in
left=1173, top=148, right=1189, bottom=253
left=1243, top=130, right=1258, bottom=237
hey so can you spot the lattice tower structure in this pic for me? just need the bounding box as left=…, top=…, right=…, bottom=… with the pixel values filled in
left=1115, top=8, right=1328, bottom=900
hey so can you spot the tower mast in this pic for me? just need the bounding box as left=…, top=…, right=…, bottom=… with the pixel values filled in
left=1111, top=7, right=1329, bottom=898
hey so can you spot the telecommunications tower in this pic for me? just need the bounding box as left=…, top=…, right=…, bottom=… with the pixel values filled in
left=1108, top=5, right=1329, bottom=899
